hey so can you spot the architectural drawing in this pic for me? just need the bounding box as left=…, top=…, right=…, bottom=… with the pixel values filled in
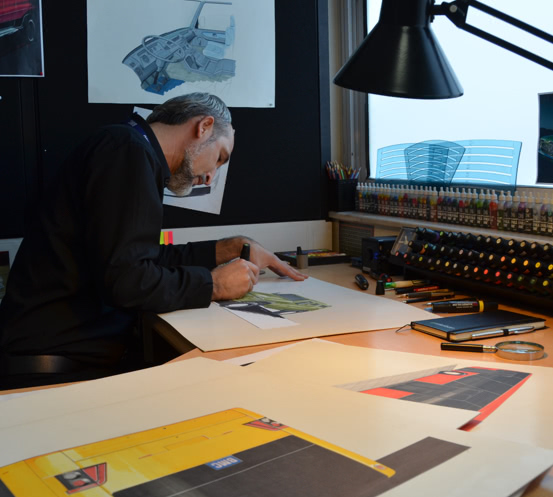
left=0, top=408, right=471, bottom=497
left=122, top=0, right=236, bottom=95
left=345, top=366, right=531, bottom=431
left=218, top=291, right=330, bottom=318
left=376, top=139, right=522, bottom=186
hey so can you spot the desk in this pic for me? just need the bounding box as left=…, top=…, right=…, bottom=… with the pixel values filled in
left=162, top=264, right=553, bottom=368
left=2, top=264, right=553, bottom=496
left=155, top=263, right=553, bottom=496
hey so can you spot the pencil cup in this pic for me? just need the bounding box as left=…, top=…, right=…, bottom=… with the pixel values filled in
left=329, top=179, right=358, bottom=212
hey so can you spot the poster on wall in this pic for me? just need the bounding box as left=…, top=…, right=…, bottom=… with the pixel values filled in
left=537, top=92, right=553, bottom=184
left=0, top=0, right=44, bottom=77
left=87, top=0, right=275, bottom=108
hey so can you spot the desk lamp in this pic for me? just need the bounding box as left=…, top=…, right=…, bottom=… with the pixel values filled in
left=334, top=0, right=553, bottom=99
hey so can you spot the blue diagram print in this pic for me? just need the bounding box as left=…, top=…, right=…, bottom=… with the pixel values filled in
left=122, top=0, right=236, bottom=95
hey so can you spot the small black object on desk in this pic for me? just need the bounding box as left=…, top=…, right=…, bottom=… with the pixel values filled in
left=355, top=273, right=369, bottom=290
left=375, top=280, right=385, bottom=295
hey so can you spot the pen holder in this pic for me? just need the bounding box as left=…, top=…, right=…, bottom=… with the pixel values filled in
left=329, top=179, right=357, bottom=212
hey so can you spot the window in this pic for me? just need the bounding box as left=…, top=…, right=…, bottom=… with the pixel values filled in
left=366, top=0, right=553, bottom=187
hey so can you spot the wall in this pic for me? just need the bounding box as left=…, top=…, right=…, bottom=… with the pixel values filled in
left=0, top=0, right=331, bottom=239
left=172, top=220, right=332, bottom=253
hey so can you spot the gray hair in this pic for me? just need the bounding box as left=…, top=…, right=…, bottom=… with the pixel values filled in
left=146, top=92, right=232, bottom=138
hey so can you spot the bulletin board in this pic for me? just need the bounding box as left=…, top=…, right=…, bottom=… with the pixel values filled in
left=0, top=0, right=330, bottom=238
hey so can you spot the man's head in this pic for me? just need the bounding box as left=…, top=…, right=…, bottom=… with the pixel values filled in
left=147, top=93, right=234, bottom=196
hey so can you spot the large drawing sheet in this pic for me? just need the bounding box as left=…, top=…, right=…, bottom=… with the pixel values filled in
left=1, top=359, right=553, bottom=497
left=158, top=276, right=435, bottom=351
left=87, top=0, right=275, bottom=107
left=248, top=340, right=461, bottom=388
left=247, top=340, right=553, bottom=450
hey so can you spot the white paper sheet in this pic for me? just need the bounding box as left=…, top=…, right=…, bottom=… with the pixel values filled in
left=158, top=276, right=435, bottom=351
left=247, top=339, right=553, bottom=451
left=0, top=358, right=551, bottom=497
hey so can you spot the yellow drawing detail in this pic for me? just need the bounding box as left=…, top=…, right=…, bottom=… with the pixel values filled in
left=0, top=408, right=395, bottom=496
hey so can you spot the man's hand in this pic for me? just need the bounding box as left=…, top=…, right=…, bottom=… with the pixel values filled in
left=211, top=259, right=260, bottom=301
left=215, top=236, right=308, bottom=282
left=249, top=243, right=308, bottom=281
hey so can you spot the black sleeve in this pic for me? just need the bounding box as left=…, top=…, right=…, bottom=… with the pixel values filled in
left=157, top=240, right=217, bottom=269
left=82, top=131, right=214, bottom=312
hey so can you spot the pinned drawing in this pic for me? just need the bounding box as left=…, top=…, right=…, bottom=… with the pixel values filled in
left=218, top=291, right=330, bottom=329
left=0, top=0, right=44, bottom=76
left=87, top=0, right=275, bottom=106
left=122, top=0, right=236, bottom=96
left=537, top=92, right=553, bottom=183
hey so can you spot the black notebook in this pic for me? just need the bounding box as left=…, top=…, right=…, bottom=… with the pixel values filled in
left=411, top=310, right=546, bottom=342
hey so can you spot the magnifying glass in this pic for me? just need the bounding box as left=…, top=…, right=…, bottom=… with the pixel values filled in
left=441, top=341, right=545, bottom=361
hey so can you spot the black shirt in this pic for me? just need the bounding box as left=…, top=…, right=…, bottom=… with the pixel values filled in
left=0, top=115, right=216, bottom=364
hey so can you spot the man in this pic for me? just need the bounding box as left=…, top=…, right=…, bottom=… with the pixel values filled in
left=0, top=92, right=306, bottom=389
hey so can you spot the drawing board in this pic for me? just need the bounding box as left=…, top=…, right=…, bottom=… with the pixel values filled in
left=158, top=276, right=435, bottom=351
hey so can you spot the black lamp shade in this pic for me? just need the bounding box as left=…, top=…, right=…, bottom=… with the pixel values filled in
left=334, top=0, right=464, bottom=99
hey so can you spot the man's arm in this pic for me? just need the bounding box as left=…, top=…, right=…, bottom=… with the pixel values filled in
left=83, top=134, right=215, bottom=313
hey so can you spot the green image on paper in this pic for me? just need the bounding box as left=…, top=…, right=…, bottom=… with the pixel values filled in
left=218, top=292, right=330, bottom=318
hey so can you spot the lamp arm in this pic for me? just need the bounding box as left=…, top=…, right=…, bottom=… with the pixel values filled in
left=432, top=0, right=553, bottom=71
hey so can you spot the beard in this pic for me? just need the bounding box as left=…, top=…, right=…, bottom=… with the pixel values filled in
left=166, top=137, right=217, bottom=197
left=166, top=149, right=197, bottom=197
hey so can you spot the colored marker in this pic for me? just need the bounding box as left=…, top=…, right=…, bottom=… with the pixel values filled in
left=403, top=289, right=452, bottom=299
left=429, top=300, right=498, bottom=313
left=394, top=285, right=441, bottom=295
left=385, top=279, right=430, bottom=289
left=402, top=292, right=454, bottom=304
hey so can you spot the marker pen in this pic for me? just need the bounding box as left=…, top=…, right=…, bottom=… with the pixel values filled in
left=402, top=289, right=451, bottom=299
left=240, top=243, right=250, bottom=261
left=394, top=285, right=441, bottom=295
left=385, top=279, right=430, bottom=289
left=403, top=292, right=454, bottom=304
left=429, top=300, right=498, bottom=313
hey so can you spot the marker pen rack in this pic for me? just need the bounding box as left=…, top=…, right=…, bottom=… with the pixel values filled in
left=389, top=227, right=553, bottom=313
